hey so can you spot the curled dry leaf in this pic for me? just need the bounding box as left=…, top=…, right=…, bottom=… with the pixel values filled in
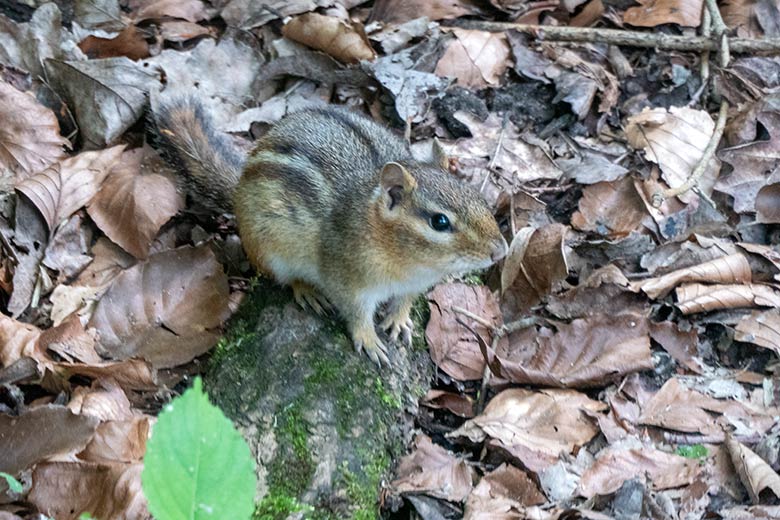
left=577, top=445, right=701, bottom=497
left=0, top=405, right=99, bottom=474
left=637, top=253, right=753, bottom=299
left=735, top=309, right=780, bottom=355
left=38, top=313, right=100, bottom=364
left=676, top=283, right=780, bottom=314
left=571, top=176, right=648, bottom=237
left=626, top=106, right=720, bottom=201
left=16, top=146, right=125, bottom=233
left=738, top=242, right=780, bottom=281
left=27, top=461, right=148, bottom=520
left=426, top=283, right=503, bottom=381
left=501, top=223, right=568, bottom=315
left=726, top=433, right=780, bottom=504
left=649, top=320, right=702, bottom=373
left=623, top=0, right=703, bottom=27
left=450, top=388, right=605, bottom=472
left=421, top=389, right=475, bottom=418
left=282, top=13, right=376, bottom=65
left=463, top=463, right=545, bottom=520
left=0, top=80, right=69, bottom=182
left=435, top=29, right=510, bottom=88
left=88, top=245, right=231, bottom=368
left=42, top=214, right=94, bottom=280
left=87, top=146, right=183, bottom=259
left=487, top=313, right=653, bottom=388
left=392, top=434, right=475, bottom=502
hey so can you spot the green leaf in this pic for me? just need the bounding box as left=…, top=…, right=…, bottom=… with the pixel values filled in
left=0, top=472, right=22, bottom=493
left=676, top=444, right=708, bottom=459
left=142, top=378, right=257, bottom=520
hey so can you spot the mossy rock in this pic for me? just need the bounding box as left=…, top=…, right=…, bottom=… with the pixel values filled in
left=205, top=281, right=433, bottom=520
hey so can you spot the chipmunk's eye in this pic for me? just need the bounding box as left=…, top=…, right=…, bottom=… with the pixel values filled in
left=429, top=213, right=452, bottom=232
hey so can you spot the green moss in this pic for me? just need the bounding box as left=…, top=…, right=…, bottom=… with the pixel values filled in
left=374, top=377, right=402, bottom=410
left=254, top=494, right=313, bottom=520
left=335, top=452, right=391, bottom=520
left=460, top=271, right=486, bottom=285
left=267, top=401, right=314, bottom=497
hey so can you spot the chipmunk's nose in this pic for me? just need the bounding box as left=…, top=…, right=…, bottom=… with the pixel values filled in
left=490, top=237, right=508, bottom=262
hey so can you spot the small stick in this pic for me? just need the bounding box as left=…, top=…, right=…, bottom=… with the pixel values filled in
left=450, top=20, right=780, bottom=53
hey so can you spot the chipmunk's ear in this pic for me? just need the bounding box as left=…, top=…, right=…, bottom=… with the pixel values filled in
left=380, top=162, right=416, bottom=210
left=432, top=138, right=450, bottom=170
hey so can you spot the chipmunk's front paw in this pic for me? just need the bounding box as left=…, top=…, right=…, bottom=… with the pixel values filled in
left=291, top=280, right=331, bottom=315
left=352, top=326, right=390, bottom=367
left=379, top=311, right=413, bottom=347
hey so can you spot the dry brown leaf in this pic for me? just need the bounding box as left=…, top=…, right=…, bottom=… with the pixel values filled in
left=0, top=405, right=99, bottom=474
left=78, top=25, right=150, bottom=60
left=546, top=264, right=646, bottom=320
left=626, top=106, right=720, bottom=201
left=638, top=378, right=773, bottom=439
left=38, top=314, right=101, bottom=364
left=79, top=416, right=150, bottom=464
left=282, top=12, right=376, bottom=65
left=756, top=180, right=780, bottom=223
left=134, top=0, right=210, bottom=22
left=571, top=176, right=648, bottom=237
left=648, top=320, right=702, bottom=373
left=0, top=313, right=41, bottom=368
left=369, top=0, right=483, bottom=23
left=0, top=80, right=69, bottom=183
left=501, top=224, right=568, bottom=315
left=27, top=461, right=149, bottom=520
left=73, top=237, right=137, bottom=289
left=727, top=433, right=780, bottom=504
left=721, top=0, right=774, bottom=38
left=52, top=359, right=157, bottom=391
left=450, top=388, right=605, bottom=471
left=392, top=434, right=476, bottom=502
left=435, top=29, right=510, bottom=88
left=623, top=0, right=703, bottom=27
left=736, top=309, right=780, bottom=355
left=159, top=20, right=214, bottom=42
left=637, top=253, right=753, bottom=299
left=16, top=146, right=125, bottom=233
left=88, top=245, right=231, bottom=368
left=68, top=379, right=134, bottom=421
left=87, top=146, right=183, bottom=259
left=420, top=389, right=475, bottom=418
left=463, top=463, right=546, bottom=520
left=577, top=445, right=701, bottom=497
left=487, top=313, right=653, bottom=388
left=426, top=283, right=502, bottom=381
left=676, top=283, right=780, bottom=314
left=50, top=284, right=101, bottom=326
left=42, top=213, right=94, bottom=280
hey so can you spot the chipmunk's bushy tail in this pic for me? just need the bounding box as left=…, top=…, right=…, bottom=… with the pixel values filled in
left=150, top=95, right=244, bottom=214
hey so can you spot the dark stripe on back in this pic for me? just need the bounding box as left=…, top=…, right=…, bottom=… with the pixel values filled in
left=310, top=108, right=382, bottom=166
left=267, top=139, right=329, bottom=172
left=253, top=159, right=322, bottom=208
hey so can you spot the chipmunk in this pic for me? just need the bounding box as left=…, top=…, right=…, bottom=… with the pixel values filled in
left=153, top=97, right=508, bottom=365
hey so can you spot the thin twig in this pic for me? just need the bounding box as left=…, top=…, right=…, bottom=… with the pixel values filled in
left=449, top=20, right=780, bottom=53
left=652, top=100, right=729, bottom=206
left=451, top=306, right=494, bottom=329
left=699, top=7, right=711, bottom=88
